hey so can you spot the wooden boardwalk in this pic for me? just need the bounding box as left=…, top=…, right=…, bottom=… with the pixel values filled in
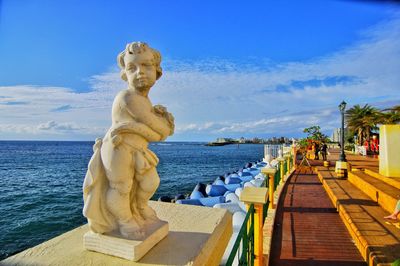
left=269, top=149, right=400, bottom=265
left=269, top=165, right=366, bottom=266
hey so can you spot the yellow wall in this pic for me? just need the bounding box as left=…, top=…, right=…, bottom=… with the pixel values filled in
left=379, top=125, right=400, bottom=177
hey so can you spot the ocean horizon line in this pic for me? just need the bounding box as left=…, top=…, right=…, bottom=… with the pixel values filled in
left=0, top=139, right=211, bottom=143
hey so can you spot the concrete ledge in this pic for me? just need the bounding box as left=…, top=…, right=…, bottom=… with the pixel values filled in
left=348, top=171, right=399, bottom=214
left=316, top=168, right=400, bottom=266
left=365, top=168, right=400, bottom=190
left=2, top=201, right=232, bottom=266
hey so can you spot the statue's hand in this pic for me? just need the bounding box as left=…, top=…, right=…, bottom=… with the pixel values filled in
left=153, top=105, right=167, bottom=115
left=153, top=105, right=174, bottom=135
left=110, top=124, right=127, bottom=146
left=93, top=138, right=103, bottom=152
left=166, top=112, right=175, bottom=134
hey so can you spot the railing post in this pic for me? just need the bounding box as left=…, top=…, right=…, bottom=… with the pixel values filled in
left=269, top=173, right=274, bottom=209
left=240, top=187, right=268, bottom=266
left=277, top=157, right=285, bottom=184
left=284, top=154, right=291, bottom=175
left=261, top=167, right=277, bottom=209
left=292, top=145, right=297, bottom=169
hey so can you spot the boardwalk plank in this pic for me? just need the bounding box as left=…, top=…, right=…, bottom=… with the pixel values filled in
left=269, top=167, right=365, bottom=266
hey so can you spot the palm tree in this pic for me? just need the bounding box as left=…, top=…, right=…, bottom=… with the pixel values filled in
left=345, top=104, right=380, bottom=144
left=389, top=105, right=400, bottom=113
left=381, top=105, right=400, bottom=124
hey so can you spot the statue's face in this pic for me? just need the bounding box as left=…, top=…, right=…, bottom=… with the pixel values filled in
left=124, top=50, right=157, bottom=91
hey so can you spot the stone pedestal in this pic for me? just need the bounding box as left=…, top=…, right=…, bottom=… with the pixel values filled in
left=379, top=125, right=400, bottom=177
left=84, top=220, right=168, bottom=261
left=335, top=161, right=347, bottom=178
left=3, top=201, right=232, bottom=266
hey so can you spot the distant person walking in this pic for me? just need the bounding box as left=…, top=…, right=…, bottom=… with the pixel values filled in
left=364, top=139, right=370, bottom=154
left=314, top=142, right=320, bottom=160
left=370, top=135, right=379, bottom=155
left=320, top=142, right=328, bottom=161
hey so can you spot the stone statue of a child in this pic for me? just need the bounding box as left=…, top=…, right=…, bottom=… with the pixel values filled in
left=83, top=42, right=174, bottom=240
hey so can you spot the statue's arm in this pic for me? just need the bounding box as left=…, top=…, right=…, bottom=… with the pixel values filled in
left=143, top=111, right=174, bottom=140
left=111, top=121, right=162, bottom=142
left=124, top=98, right=173, bottom=138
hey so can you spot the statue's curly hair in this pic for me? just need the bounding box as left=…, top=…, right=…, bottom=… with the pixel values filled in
left=117, top=42, right=162, bottom=81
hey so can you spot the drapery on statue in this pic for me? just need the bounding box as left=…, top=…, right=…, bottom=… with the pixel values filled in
left=83, top=42, right=174, bottom=240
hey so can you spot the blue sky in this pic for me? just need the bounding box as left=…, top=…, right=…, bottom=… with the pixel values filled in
left=0, top=0, right=399, bottom=141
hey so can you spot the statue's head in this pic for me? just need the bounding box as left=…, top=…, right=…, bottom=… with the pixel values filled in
left=117, top=42, right=162, bottom=89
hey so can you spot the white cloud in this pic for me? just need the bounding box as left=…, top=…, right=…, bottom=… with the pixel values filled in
left=174, top=107, right=339, bottom=135
left=1, top=13, right=400, bottom=140
left=37, top=121, right=80, bottom=131
left=0, top=85, right=109, bottom=139
left=0, top=124, right=38, bottom=134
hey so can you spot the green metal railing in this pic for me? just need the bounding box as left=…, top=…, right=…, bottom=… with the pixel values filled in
left=263, top=197, right=270, bottom=221
left=263, top=176, right=270, bottom=221
left=226, top=157, right=291, bottom=265
left=226, top=204, right=255, bottom=266
left=283, top=159, right=287, bottom=176
left=274, top=166, right=280, bottom=190
left=290, top=154, right=293, bottom=169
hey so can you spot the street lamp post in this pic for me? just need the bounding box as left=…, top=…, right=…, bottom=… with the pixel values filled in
left=339, top=100, right=347, bottom=162
left=336, top=100, right=347, bottom=178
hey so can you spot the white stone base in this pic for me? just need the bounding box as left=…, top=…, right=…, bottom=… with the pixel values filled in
left=84, top=220, right=168, bottom=261
left=4, top=202, right=232, bottom=265
left=335, top=161, right=347, bottom=172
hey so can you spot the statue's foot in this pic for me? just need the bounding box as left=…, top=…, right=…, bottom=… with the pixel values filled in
left=118, top=218, right=145, bottom=240
left=140, top=206, right=160, bottom=223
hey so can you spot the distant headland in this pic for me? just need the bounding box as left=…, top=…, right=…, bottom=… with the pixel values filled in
left=206, top=137, right=291, bottom=146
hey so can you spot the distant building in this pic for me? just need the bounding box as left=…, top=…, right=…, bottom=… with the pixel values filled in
left=252, top=137, right=262, bottom=143
left=215, top=136, right=292, bottom=145
left=332, top=128, right=341, bottom=142
left=332, top=128, right=349, bottom=143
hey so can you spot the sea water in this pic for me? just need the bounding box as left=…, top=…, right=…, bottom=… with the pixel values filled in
left=0, top=141, right=263, bottom=259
